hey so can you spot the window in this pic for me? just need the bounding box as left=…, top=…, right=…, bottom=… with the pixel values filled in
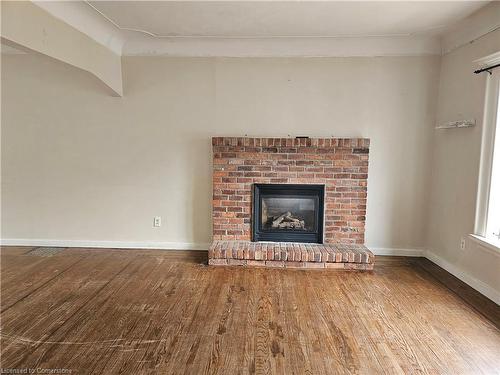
left=485, top=74, right=500, bottom=242
left=475, top=65, right=500, bottom=248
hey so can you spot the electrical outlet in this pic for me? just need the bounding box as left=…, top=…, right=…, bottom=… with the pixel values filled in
left=153, top=216, right=161, bottom=227
left=460, top=237, right=466, bottom=250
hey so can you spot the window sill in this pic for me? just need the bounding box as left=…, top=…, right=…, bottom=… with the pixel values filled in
left=469, top=234, right=500, bottom=255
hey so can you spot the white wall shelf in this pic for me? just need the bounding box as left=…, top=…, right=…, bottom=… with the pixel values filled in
left=435, top=119, right=476, bottom=130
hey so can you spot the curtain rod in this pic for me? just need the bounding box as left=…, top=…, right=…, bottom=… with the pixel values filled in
left=474, top=63, right=500, bottom=75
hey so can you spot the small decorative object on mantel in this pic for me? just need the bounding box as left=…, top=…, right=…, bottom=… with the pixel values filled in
left=435, top=119, right=475, bottom=130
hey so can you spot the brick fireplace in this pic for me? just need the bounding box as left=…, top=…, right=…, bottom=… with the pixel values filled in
left=209, top=137, right=374, bottom=269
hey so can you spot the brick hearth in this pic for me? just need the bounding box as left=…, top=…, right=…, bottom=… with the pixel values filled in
left=209, top=241, right=374, bottom=270
left=210, top=136, right=374, bottom=269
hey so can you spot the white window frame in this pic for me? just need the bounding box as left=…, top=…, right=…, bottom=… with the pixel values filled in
left=473, top=52, right=500, bottom=251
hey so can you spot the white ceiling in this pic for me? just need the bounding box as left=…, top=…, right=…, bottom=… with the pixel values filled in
left=23, top=1, right=497, bottom=57
left=88, top=1, right=488, bottom=38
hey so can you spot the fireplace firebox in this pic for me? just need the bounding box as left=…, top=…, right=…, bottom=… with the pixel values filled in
left=252, top=184, right=324, bottom=243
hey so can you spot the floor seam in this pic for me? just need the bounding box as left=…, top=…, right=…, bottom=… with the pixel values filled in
left=9, top=257, right=136, bottom=369
left=0, top=254, right=88, bottom=313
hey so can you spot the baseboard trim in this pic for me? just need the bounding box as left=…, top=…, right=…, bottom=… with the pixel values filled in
left=1, top=239, right=424, bottom=256
left=371, top=247, right=425, bottom=257
left=0, top=238, right=211, bottom=251
left=425, top=249, right=500, bottom=305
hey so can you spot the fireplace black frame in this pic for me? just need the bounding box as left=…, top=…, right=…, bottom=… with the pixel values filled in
left=252, top=184, right=324, bottom=243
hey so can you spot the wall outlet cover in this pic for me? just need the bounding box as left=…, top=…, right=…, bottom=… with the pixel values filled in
left=154, top=216, right=161, bottom=227
left=460, top=237, right=466, bottom=250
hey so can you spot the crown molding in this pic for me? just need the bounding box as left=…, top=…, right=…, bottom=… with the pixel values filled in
left=30, top=1, right=441, bottom=58
left=122, top=35, right=441, bottom=57
left=441, top=1, right=500, bottom=55
left=24, top=1, right=496, bottom=58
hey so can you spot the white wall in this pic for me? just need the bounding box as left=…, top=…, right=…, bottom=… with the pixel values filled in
left=427, top=28, right=500, bottom=298
left=1, top=1, right=123, bottom=96
left=1, top=54, right=440, bottom=251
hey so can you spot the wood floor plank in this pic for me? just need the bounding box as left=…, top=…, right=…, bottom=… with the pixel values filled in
left=21, top=255, right=171, bottom=372
left=1, top=251, right=88, bottom=310
left=414, top=257, right=500, bottom=329
left=300, top=271, right=357, bottom=375
left=281, top=272, right=315, bottom=375
left=0, top=246, right=35, bottom=255
left=108, top=261, right=211, bottom=374
left=0, top=247, right=499, bottom=374
left=1, top=255, right=135, bottom=367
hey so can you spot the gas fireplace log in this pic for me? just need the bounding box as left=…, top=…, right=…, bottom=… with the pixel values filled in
left=276, top=221, right=306, bottom=229
left=271, top=212, right=305, bottom=229
left=272, top=212, right=292, bottom=227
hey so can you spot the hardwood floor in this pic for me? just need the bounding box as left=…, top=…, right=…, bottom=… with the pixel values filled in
left=1, top=247, right=499, bottom=374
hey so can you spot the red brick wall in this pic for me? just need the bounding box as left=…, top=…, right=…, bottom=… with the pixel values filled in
left=212, top=137, right=370, bottom=244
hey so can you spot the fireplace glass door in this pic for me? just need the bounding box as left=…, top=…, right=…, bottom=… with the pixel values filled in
left=253, top=184, right=324, bottom=243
